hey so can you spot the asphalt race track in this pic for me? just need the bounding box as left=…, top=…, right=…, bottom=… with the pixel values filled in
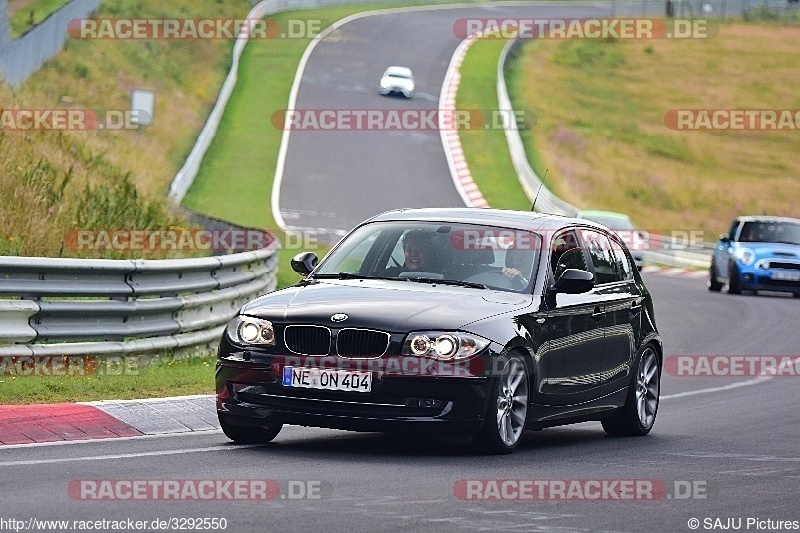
left=275, top=3, right=608, bottom=235
left=2, top=273, right=799, bottom=532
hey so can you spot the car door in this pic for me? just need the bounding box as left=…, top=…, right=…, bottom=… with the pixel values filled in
left=597, top=233, right=643, bottom=396
left=534, top=229, right=605, bottom=407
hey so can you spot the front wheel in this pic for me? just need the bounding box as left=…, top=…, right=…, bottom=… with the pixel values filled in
left=727, top=263, right=742, bottom=294
left=219, top=414, right=283, bottom=444
left=708, top=259, right=723, bottom=291
left=602, top=346, right=660, bottom=437
left=475, top=354, right=530, bottom=454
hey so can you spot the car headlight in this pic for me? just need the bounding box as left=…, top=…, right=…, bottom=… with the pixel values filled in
left=735, top=247, right=756, bottom=266
left=402, top=331, right=489, bottom=360
left=226, top=315, right=275, bottom=346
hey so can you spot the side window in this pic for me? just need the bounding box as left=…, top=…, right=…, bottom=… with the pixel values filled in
left=728, top=220, right=740, bottom=241
left=551, top=230, right=587, bottom=279
left=609, top=238, right=634, bottom=280
left=581, top=230, right=621, bottom=285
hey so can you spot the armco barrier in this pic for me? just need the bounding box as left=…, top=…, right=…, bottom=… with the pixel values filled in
left=0, top=246, right=277, bottom=357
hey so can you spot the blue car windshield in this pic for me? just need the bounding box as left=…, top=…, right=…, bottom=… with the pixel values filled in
left=314, top=221, right=542, bottom=293
left=738, top=221, right=800, bottom=245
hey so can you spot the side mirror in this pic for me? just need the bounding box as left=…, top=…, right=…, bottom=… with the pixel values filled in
left=291, top=252, right=319, bottom=275
left=552, top=269, right=595, bottom=294
left=719, top=234, right=731, bottom=244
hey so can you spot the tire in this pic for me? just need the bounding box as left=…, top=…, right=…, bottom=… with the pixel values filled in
left=475, top=354, right=530, bottom=454
left=219, top=414, right=283, bottom=444
left=708, top=260, right=723, bottom=291
left=602, top=346, right=660, bottom=437
left=727, top=263, right=742, bottom=295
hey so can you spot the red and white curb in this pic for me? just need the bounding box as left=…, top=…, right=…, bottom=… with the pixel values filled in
left=641, top=265, right=707, bottom=278
left=0, top=395, right=217, bottom=446
left=439, top=31, right=489, bottom=209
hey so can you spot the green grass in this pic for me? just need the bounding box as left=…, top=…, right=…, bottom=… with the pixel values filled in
left=508, top=24, right=800, bottom=236
left=455, top=38, right=531, bottom=211
left=0, top=354, right=215, bottom=404
left=8, top=0, right=69, bottom=38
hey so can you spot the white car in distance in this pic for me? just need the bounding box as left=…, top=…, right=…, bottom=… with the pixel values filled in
left=379, top=66, right=415, bottom=98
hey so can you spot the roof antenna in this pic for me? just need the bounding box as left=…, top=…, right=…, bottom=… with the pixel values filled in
left=531, top=169, right=548, bottom=212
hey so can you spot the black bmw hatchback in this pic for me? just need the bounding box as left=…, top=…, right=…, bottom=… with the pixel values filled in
left=216, top=208, right=662, bottom=454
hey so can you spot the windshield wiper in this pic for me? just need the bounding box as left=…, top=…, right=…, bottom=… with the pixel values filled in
left=311, top=272, right=407, bottom=281
left=407, top=277, right=486, bottom=289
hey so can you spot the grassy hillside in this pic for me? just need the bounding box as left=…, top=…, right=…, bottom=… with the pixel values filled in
left=1, top=0, right=253, bottom=257
left=509, top=22, right=800, bottom=237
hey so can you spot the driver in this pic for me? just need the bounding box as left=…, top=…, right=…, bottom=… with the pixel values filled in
left=401, top=229, right=435, bottom=272
left=502, top=246, right=531, bottom=288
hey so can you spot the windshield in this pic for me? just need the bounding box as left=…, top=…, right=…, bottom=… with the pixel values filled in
left=386, top=69, right=410, bottom=79
left=737, top=221, right=800, bottom=245
left=314, top=221, right=541, bottom=293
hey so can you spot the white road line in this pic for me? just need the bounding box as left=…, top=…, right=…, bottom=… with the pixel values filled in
left=0, top=444, right=259, bottom=467
left=661, top=376, right=771, bottom=400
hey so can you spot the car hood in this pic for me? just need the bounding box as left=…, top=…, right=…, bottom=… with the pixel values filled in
left=734, top=242, right=800, bottom=260
left=240, top=279, right=531, bottom=332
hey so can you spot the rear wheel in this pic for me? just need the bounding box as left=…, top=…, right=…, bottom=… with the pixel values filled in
left=219, top=414, right=283, bottom=444
left=602, top=346, right=660, bottom=437
left=475, top=354, right=529, bottom=454
left=708, top=260, right=723, bottom=291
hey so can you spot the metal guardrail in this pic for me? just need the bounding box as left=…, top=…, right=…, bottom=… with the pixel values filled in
left=497, top=39, right=580, bottom=217
left=0, top=247, right=278, bottom=356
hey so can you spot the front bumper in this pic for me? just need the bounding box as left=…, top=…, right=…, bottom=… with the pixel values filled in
left=216, top=349, right=491, bottom=433
left=737, top=267, right=800, bottom=294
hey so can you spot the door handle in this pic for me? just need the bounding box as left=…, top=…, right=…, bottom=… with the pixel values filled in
left=630, top=304, right=642, bottom=316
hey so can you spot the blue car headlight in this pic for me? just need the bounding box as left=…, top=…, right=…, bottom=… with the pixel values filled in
left=734, top=247, right=755, bottom=266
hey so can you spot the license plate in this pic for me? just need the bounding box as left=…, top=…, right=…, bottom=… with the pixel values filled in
left=772, top=271, right=800, bottom=281
left=282, top=366, right=372, bottom=393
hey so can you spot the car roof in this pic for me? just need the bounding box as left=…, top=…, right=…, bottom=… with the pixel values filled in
left=735, top=215, right=800, bottom=224
left=367, top=207, right=608, bottom=233
left=384, top=66, right=412, bottom=76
